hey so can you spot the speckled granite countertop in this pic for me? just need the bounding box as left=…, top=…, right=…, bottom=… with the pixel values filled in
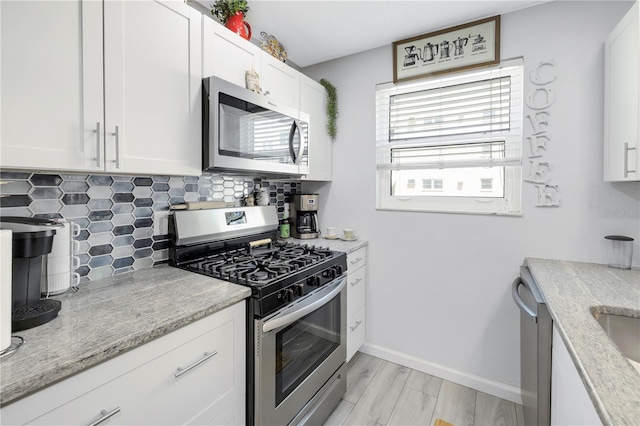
left=0, top=265, right=251, bottom=406
left=525, top=258, right=640, bottom=426
left=288, top=237, right=368, bottom=254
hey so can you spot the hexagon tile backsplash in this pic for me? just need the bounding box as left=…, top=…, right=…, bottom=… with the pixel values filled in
left=0, top=172, right=300, bottom=283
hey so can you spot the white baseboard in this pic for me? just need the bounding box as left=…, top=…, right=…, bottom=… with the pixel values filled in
left=359, top=342, right=524, bottom=405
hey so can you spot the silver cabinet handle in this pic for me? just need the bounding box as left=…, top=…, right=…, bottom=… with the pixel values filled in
left=88, top=407, right=121, bottom=426
left=624, top=143, right=636, bottom=178
left=94, top=122, right=102, bottom=167
left=112, top=126, right=121, bottom=169
left=175, top=351, right=217, bottom=378
left=350, top=257, right=363, bottom=265
left=350, top=278, right=363, bottom=287
left=349, top=320, right=362, bottom=332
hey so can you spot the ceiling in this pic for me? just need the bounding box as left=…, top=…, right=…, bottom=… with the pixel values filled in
left=196, top=0, right=549, bottom=68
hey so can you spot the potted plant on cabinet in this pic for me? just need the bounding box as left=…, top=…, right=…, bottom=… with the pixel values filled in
left=211, top=0, right=252, bottom=41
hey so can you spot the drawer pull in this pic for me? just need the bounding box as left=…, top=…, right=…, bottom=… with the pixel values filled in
left=350, top=278, right=363, bottom=287
left=175, top=351, right=218, bottom=378
left=88, top=407, right=121, bottom=426
left=349, top=320, right=362, bottom=332
left=350, top=257, right=363, bottom=265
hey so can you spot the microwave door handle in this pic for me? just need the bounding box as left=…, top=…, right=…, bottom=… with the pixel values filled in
left=295, top=120, right=305, bottom=164
left=262, top=276, right=346, bottom=333
left=288, top=120, right=298, bottom=163
left=288, top=120, right=305, bottom=165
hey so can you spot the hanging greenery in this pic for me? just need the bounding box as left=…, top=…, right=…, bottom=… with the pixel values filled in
left=319, top=79, right=338, bottom=140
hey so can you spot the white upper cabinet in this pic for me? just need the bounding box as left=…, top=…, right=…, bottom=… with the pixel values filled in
left=604, top=1, right=640, bottom=181
left=202, top=16, right=261, bottom=87
left=1, top=0, right=202, bottom=176
left=203, top=16, right=299, bottom=106
left=261, top=53, right=300, bottom=107
left=1, top=0, right=103, bottom=171
left=300, top=75, right=333, bottom=181
left=103, top=1, right=202, bottom=176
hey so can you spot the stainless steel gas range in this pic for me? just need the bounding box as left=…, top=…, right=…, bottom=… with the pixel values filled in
left=169, top=205, right=347, bottom=425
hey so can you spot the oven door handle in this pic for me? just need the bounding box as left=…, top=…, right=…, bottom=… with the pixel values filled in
left=262, top=276, right=346, bottom=333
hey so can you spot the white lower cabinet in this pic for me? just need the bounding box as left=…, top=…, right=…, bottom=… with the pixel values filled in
left=346, top=246, right=367, bottom=362
left=551, top=325, right=601, bottom=426
left=1, top=301, right=246, bottom=426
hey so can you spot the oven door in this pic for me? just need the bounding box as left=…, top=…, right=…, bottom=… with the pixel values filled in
left=255, top=276, right=346, bottom=426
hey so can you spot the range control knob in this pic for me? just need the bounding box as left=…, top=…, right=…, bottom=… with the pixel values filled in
left=285, top=288, right=295, bottom=302
left=307, top=275, right=321, bottom=287
left=295, top=283, right=305, bottom=296
left=334, top=265, right=344, bottom=275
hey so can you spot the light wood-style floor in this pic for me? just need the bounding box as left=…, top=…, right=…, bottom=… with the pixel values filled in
left=324, top=352, right=524, bottom=426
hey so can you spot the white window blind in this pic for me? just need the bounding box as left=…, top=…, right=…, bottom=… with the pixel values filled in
left=376, top=58, right=524, bottom=215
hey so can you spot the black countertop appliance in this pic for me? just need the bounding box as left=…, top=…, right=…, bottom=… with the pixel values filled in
left=0, top=217, right=62, bottom=331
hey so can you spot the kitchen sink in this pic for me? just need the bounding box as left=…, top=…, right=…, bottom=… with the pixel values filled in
left=591, top=309, right=640, bottom=372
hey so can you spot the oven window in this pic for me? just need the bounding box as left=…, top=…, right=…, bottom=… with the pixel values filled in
left=275, top=294, right=341, bottom=405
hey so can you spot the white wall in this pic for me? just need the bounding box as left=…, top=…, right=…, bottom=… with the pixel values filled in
left=303, top=1, right=639, bottom=402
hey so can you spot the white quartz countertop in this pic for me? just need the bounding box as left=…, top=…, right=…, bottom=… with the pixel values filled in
left=0, top=265, right=251, bottom=406
left=525, top=258, right=640, bottom=426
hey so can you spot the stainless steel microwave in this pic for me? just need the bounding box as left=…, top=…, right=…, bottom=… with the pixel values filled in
left=203, top=76, right=309, bottom=176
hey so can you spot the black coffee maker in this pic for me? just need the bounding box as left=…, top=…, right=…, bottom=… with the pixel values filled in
left=289, top=194, right=320, bottom=239
left=0, top=217, right=62, bottom=331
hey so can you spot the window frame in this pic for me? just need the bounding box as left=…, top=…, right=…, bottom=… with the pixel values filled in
left=376, top=58, right=523, bottom=216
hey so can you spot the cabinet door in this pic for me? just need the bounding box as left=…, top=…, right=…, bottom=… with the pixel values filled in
left=300, top=75, right=333, bottom=181
left=0, top=0, right=103, bottom=172
left=551, top=326, right=601, bottom=426
left=103, top=0, right=202, bottom=176
left=261, top=53, right=300, bottom=107
left=604, top=2, right=639, bottom=181
left=347, top=266, right=366, bottom=317
left=347, top=305, right=366, bottom=362
left=203, top=17, right=261, bottom=87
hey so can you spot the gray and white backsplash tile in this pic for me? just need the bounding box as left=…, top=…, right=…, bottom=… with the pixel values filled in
left=0, top=172, right=300, bottom=283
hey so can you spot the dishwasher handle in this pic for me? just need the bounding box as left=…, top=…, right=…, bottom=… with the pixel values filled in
left=512, top=277, right=538, bottom=323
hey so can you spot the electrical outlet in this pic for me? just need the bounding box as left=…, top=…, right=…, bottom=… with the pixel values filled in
left=153, top=211, right=170, bottom=236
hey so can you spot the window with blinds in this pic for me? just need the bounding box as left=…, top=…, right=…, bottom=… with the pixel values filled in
left=376, top=58, right=524, bottom=215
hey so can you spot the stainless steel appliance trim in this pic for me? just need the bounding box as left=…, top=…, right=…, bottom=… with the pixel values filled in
left=516, top=265, right=552, bottom=426
left=174, top=350, right=217, bottom=378
left=172, top=205, right=279, bottom=246
left=262, top=276, right=346, bottom=333
left=255, top=277, right=347, bottom=426
left=206, top=76, right=308, bottom=176
left=512, top=277, right=537, bottom=323
left=288, top=363, right=347, bottom=426
left=88, top=407, right=121, bottom=426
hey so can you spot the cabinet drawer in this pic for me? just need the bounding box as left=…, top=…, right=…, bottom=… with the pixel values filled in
left=346, top=305, right=365, bottom=362
left=29, top=312, right=242, bottom=425
left=347, top=247, right=366, bottom=272
left=347, top=266, right=366, bottom=317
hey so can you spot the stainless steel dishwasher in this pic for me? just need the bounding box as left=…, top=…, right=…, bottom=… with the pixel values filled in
left=512, top=265, right=552, bottom=426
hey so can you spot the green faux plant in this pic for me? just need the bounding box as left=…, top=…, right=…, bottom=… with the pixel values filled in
left=319, top=79, right=338, bottom=140
left=210, top=0, right=249, bottom=24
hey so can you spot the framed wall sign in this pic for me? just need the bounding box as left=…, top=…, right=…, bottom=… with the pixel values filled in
left=393, top=15, right=500, bottom=83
